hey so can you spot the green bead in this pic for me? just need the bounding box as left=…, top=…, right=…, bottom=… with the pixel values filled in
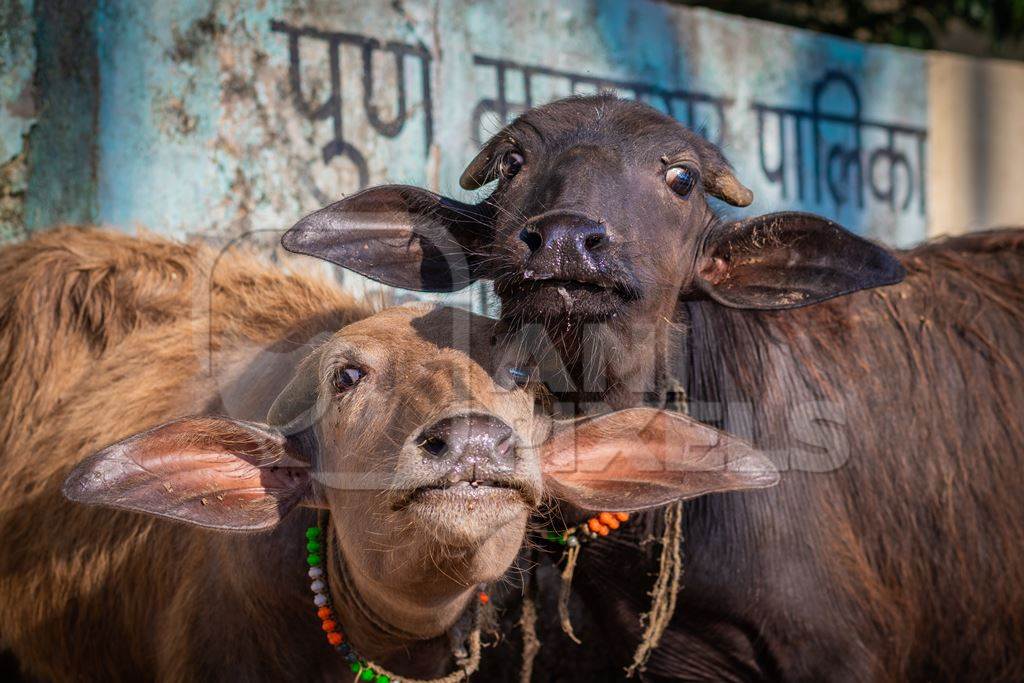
left=306, top=526, right=321, bottom=540
left=360, top=668, right=374, bottom=681
left=306, top=540, right=321, bottom=552
left=350, top=662, right=361, bottom=673
left=375, top=674, right=390, bottom=683
left=307, top=554, right=321, bottom=566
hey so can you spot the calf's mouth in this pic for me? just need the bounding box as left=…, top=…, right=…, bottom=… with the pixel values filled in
left=495, top=274, right=640, bottom=321
left=393, top=477, right=535, bottom=511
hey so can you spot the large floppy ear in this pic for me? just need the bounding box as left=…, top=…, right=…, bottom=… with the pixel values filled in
left=542, top=408, right=778, bottom=512
left=63, top=417, right=311, bottom=532
left=695, top=212, right=906, bottom=310
left=282, top=185, right=492, bottom=292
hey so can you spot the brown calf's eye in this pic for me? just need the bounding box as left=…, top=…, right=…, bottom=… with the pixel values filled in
left=665, top=166, right=696, bottom=197
left=499, top=151, right=524, bottom=179
left=333, top=366, right=364, bottom=393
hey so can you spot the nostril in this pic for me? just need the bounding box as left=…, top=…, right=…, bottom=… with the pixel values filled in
left=494, top=431, right=516, bottom=458
left=420, top=435, right=447, bottom=458
left=519, top=227, right=543, bottom=253
left=583, top=232, right=606, bottom=251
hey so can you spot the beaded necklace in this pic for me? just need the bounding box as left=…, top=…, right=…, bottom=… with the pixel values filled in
left=305, top=523, right=486, bottom=683
left=304, top=511, right=630, bottom=682
left=542, top=511, right=630, bottom=546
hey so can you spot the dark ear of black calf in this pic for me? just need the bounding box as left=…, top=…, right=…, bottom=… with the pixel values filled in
left=694, top=212, right=906, bottom=310
left=282, top=185, right=492, bottom=292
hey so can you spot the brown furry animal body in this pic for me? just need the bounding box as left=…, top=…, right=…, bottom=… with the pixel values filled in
left=0, top=228, right=761, bottom=683
left=562, top=230, right=1024, bottom=681
left=0, top=228, right=372, bottom=681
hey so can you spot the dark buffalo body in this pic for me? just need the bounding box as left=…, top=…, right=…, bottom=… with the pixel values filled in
left=566, top=232, right=1024, bottom=680
left=286, top=96, right=1024, bottom=680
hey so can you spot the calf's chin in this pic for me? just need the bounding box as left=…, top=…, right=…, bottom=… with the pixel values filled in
left=421, top=510, right=531, bottom=584
left=405, top=491, right=530, bottom=551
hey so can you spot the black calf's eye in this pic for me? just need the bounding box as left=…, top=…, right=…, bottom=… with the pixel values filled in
left=499, top=151, right=524, bottom=179
left=665, top=166, right=696, bottom=197
left=507, top=367, right=531, bottom=387
left=333, top=366, right=364, bottom=393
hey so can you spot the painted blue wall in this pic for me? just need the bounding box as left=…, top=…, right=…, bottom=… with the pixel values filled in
left=6, top=0, right=930, bottom=274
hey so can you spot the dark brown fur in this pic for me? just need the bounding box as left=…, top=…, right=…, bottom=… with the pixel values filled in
left=567, top=230, right=1024, bottom=680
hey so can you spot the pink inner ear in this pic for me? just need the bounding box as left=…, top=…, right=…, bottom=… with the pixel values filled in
left=63, top=418, right=311, bottom=532
left=135, top=446, right=308, bottom=505
left=540, top=409, right=779, bottom=512
left=543, top=410, right=727, bottom=475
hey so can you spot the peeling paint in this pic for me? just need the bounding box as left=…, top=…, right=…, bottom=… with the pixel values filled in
left=24, top=0, right=100, bottom=231
left=0, top=146, right=28, bottom=243
left=152, top=93, right=200, bottom=138
left=0, top=0, right=36, bottom=164
left=167, top=8, right=226, bottom=64
left=0, top=0, right=36, bottom=240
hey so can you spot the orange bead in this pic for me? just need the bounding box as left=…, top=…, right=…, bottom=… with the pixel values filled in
left=327, top=632, right=343, bottom=646
left=614, top=512, right=629, bottom=522
left=478, top=592, right=490, bottom=605
left=596, top=525, right=610, bottom=536
left=587, top=518, right=603, bottom=533
left=317, top=607, right=333, bottom=621
left=322, top=620, right=337, bottom=632
left=598, top=512, right=619, bottom=530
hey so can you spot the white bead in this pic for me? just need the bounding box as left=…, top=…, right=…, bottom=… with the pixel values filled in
left=308, top=567, right=324, bottom=579
left=311, top=580, right=325, bottom=593
left=314, top=594, right=328, bottom=607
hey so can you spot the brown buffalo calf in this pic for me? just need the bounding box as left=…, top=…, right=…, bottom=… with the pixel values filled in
left=0, top=229, right=776, bottom=681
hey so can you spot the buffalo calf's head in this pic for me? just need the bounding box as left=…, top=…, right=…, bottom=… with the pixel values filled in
left=63, top=304, right=777, bottom=638
left=283, top=95, right=904, bottom=330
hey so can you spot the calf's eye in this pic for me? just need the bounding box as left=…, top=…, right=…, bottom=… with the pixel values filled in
left=499, top=151, right=524, bottom=179
left=507, top=367, right=531, bottom=387
left=665, top=166, right=696, bottom=197
left=333, top=366, right=365, bottom=393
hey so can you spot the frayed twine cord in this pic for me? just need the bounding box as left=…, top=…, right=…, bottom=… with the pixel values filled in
left=556, top=543, right=583, bottom=644
left=625, top=501, right=684, bottom=678
left=519, top=564, right=540, bottom=683
left=346, top=610, right=482, bottom=683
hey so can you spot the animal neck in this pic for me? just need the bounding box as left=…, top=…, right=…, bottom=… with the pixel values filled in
left=540, top=306, right=687, bottom=412
left=323, top=527, right=480, bottom=679
left=682, top=299, right=800, bottom=440
left=684, top=300, right=752, bottom=409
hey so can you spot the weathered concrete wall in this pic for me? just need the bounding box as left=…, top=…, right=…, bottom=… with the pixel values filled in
left=927, top=52, right=1024, bottom=237
left=3, top=0, right=1022, bottom=282
left=0, top=0, right=36, bottom=242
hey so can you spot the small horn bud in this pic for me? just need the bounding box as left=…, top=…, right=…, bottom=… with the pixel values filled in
left=705, top=169, right=753, bottom=207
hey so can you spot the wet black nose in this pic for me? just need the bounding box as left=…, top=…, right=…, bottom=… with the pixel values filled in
left=520, top=214, right=608, bottom=263
left=418, top=414, right=516, bottom=468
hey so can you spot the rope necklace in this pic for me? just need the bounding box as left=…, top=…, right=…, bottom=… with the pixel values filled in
left=304, top=510, right=645, bottom=681
left=305, top=521, right=487, bottom=683
left=539, top=511, right=631, bottom=644
left=539, top=507, right=685, bottom=678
